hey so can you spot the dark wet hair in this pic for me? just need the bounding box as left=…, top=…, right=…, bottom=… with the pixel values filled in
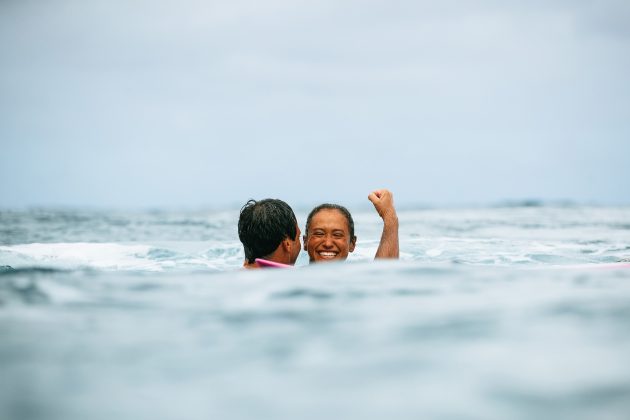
left=305, top=203, right=355, bottom=239
left=238, top=199, right=298, bottom=264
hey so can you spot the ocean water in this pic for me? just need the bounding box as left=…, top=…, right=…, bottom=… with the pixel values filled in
left=1, top=205, right=630, bottom=420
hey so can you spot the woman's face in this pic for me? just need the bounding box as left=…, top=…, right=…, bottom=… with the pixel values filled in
left=304, top=209, right=356, bottom=263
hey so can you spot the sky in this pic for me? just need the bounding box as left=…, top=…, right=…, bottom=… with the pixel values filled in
left=1, top=0, right=629, bottom=209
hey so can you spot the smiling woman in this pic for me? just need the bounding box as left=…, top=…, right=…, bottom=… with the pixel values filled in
left=304, top=205, right=357, bottom=262
left=304, top=189, right=400, bottom=263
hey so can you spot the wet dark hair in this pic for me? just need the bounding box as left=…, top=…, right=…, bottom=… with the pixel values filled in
left=305, top=203, right=355, bottom=240
left=238, top=199, right=298, bottom=264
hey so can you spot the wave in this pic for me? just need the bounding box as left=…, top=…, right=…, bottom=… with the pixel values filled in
left=1, top=238, right=628, bottom=274
left=0, top=266, right=71, bottom=276
left=0, top=242, right=241, bottom=272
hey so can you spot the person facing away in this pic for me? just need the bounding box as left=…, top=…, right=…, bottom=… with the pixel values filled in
left=238, top=198, right=302, bottom=269
left=303, top=189, right=399, bottom=263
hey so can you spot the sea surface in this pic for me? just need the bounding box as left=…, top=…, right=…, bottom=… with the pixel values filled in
left=1, top=205, right=630, bottom=420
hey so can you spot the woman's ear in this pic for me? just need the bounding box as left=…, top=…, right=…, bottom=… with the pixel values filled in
left=303, top=235, right=308, bottom=251
left=349, top=236, right=357, bottom=253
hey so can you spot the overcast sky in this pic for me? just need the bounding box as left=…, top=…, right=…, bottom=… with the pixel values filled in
left=1, top=0, right=629, bottom=209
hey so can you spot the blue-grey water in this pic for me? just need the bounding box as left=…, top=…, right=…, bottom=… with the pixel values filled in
left=1, top=206, right=630, bottom=420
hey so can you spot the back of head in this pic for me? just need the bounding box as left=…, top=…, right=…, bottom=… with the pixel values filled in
left=238, top=199, right=298, bottom=264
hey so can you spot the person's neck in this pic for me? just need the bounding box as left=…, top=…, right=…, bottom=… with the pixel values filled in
left=243, top=250, right=292, bottom=269
left=243, top=261, right=259, bottom=269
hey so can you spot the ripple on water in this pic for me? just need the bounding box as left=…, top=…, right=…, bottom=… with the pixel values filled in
left=0, top=275, right=49, bottom=305
left=401, top=314, right=499, bottom=342
left=271, top=288, right=335, bottom=301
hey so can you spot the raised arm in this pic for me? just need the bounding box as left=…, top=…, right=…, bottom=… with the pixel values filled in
left=368, top=189, right=399, bottom=259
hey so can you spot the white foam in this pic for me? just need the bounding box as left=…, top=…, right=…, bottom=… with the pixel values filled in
left=0, top=243, right=166, bottom=271
left=426, top=248, right=444, bottom=257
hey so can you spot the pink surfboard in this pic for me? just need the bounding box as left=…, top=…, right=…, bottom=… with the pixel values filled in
left=255, top=258, right=291, bottom=268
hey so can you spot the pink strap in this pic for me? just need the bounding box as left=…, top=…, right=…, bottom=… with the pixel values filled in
left=255, top=258, right=291, bottom=268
